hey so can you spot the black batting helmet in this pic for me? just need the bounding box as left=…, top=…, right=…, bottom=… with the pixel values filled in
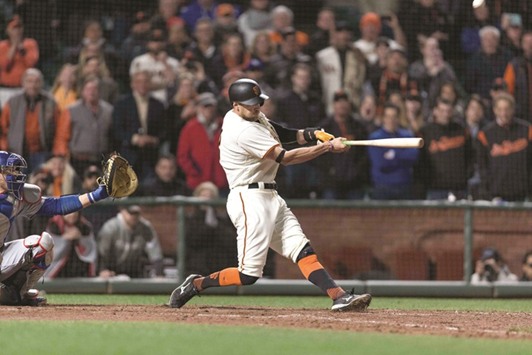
left=228, top=78, right=269, bottom=105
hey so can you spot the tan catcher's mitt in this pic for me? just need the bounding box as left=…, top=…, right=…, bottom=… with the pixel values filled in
left=98, top=152, right=138, bottom=198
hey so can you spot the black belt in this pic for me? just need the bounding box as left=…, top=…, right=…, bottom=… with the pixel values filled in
left=248, top=182, right=277, bottom=189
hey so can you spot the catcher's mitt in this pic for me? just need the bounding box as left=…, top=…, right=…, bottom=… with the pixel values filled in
left=98, top=153, right=138, bottom=198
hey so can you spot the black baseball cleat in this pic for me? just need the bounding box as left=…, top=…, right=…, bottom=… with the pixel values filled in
left=331, top=290, right=372, bottom=312
left=167, top=274, right=202, bottom=308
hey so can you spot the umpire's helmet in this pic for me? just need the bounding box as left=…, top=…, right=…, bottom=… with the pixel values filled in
left=228, top=78, right=269, bottom=106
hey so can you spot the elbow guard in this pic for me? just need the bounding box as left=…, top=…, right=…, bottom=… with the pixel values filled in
left=275, top=149, right=286, bottom=163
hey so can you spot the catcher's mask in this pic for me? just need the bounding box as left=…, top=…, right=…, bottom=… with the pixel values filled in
left=0, top=151, right=27, bottom=200
left=229, top=78, right=269, bottom=106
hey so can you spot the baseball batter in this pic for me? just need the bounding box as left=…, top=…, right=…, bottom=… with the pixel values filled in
left=169, top=78, right=372, bottom=311
left=0, top=151, right=111, bottom=306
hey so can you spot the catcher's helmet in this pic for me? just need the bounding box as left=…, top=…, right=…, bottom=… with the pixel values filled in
left=0, top=150, right=27, bottom=200
left=228, top=78, right=269, bottom=106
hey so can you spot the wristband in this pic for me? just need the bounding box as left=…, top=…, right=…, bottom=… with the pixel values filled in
left=302, top=127, right=318, bottom=142
left=89, top=185, right=109, bottom=203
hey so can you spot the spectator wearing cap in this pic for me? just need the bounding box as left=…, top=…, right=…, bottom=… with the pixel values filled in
left=471, top=247, right=518, bottom=284
left=317, top=90, right=370, bottom=200
left=504, top=31, right=532, bottom=123
left=0, top=15, right=39, bottom=104
left=244, top=58, right=266, bottom=84
left=264, top=26, right=313, bottom=91
left=374, top=48, right=418, bottom=115
left=97, top=205, right=164, bottom=278
left=177, top=91, right=228, bottom=195
left=354, top=12, right=406, bottom=66
left=112, top=71, right=166, bottom=181
left=465, top=26, right=513, bottom=100
left=180, top=0, right=219, bottom=33
left=130, top=27, right=180, bottom=105
left=269, top=5, right=309, bottom=51
left=316, top=22, right=367, bottom=115
left=500, top=13, right=523, bottom=57
left=213, top=3, right=240, bottom=47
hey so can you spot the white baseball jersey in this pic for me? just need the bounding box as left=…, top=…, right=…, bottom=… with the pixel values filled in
left=219, top=110, right=280, bottom=189
left=220, top=110, right=309, bottom=277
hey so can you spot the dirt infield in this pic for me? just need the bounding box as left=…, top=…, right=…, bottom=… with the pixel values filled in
left=1, top=304, right=531, bottom=339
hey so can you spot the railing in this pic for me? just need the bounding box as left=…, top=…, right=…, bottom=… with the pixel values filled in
left=99, top=197, right=532, bottom=284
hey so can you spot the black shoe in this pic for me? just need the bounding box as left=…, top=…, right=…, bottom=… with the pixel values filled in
left=167, top=274, right=201, bottom=308
left=331, top=291, right=372, bottom=312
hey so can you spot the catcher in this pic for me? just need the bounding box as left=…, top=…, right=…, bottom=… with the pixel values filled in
left=0, top=151, right=137, bottom=306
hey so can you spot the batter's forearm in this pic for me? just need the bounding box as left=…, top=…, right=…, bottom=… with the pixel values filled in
left=282, top=142, right=331, bottom=165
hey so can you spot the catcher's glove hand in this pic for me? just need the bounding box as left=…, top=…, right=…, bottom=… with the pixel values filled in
left=98, top=152, right=138, bottom=198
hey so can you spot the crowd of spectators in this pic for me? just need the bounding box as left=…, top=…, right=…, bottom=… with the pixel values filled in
left=3, top=0, right=532, bottom=277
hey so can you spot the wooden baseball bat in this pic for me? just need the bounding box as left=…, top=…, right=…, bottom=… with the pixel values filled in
left=342, top=137, right=424, bottom=148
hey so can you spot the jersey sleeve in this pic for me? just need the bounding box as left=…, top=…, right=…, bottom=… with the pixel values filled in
left=237, top=124, right=280, bottom=159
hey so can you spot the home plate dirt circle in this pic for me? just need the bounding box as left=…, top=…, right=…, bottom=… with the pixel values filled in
left=1, top=304, right=531, bottom=339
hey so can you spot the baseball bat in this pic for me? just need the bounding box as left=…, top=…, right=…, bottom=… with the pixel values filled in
left=342, top=137, right=424, bottom=148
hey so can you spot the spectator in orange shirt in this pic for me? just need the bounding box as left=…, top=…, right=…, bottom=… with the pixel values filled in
left=0, top=68, right=67, bottom=173
left=0, top=15, right=39, bottom=106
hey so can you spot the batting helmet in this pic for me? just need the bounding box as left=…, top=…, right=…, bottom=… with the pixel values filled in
left=228, top=78, right=269, bottom=106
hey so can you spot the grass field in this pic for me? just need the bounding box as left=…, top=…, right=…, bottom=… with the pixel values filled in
left=1, top=295, right=531, bottom=355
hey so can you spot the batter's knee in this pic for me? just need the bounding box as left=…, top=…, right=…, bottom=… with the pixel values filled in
left=239, top=272, right=259, bottom=285
left=295, top=243, right=315, bottom=263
